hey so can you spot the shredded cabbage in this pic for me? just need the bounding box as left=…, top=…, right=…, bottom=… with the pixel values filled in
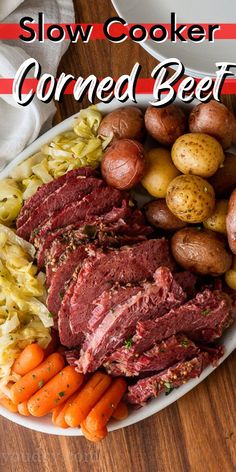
left=12, top=106, right=110, bottom=198
left=0, top=226, right=52, bottom=393
left=0, top=179, right=23, bottom=226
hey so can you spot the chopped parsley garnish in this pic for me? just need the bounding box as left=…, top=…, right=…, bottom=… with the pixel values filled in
left=124, top=339, right=133, bottom=349
left=180, top=339, right=189, bottom=348
left=48, top=312, right=54, bottom=318
left=201, top=309, right=211, bottom=316
left=59, top=391, right=65, bottom=398
left=31, top=228, right=40, bottom=237
left=164, top=381, right=174, bottom=395
left=38, top=380, right=44, bottom=388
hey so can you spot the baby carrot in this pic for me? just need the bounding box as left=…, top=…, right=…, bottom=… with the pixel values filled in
left=11, top=352, right=65, bottom=405
left=0, top=396, right=18, bottom=413
left=18, top=401, right=30, bottom=417
left=65, top=372, right=112, bottom=427
left=28, top=366, right=84, bottom=417
left=112, top=400, right=128, bottom=421
left=12, top=344, right=45, bottom=376
left=85, top=378, right=127, bottom=432
left=81, top=421, right=107, bottom=442
left=52, top=391, right=79, bottom=429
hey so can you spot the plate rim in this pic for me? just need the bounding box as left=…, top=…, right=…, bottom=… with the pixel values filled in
left=0, top=94, right=235, bottom=436
left=111, top=0, right=233, bottom=78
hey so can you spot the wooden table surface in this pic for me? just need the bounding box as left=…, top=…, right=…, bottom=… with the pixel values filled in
left=1, top=1, right=236, bottom=471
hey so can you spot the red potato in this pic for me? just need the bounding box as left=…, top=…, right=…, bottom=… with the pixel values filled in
left=189, top=100, right=236, bottom=149
left=144, top=105, right=186, bottom=146
left=226, top=189, right=236, bottom=254
left=98, top=106, right=145, bottom=142
left=101, top=139, right=146, bottom=190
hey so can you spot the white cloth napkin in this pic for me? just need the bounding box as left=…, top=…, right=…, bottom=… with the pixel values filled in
left=0, top=0, right=75, bottom=170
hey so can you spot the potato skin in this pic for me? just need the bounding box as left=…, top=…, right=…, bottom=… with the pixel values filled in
left=171, top=133, right=224, bottom=178
left=226, top=189, right=236, bottom=255
left=225, top=257, right=236, bottom=289
left=101, top=139, right=146, bottom=190
left=144, top=199, right=186, bottom=231
left=98, top=107, right=145, bottom=142
left=171, top=228, right=232, bottom=276
left=144, top=105, right=186, bottom=146
left=189, top=100, right=236, bottom=149
left=141, top=148, right=180, bottom=198
left=166, top=175, right=215, bottom=223
left=203, top=199, right=228, bottom=235
left=209, top=152, right=236, bottom=198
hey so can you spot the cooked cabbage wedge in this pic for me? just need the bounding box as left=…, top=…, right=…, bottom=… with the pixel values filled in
left=10, top=106, right=110, bottom=200
left=0, top=226, right=52, bottom=393
left=0, top=179, right=23, bottom=225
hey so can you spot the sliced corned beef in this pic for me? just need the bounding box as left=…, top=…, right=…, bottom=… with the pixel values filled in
left=76, top=267, right=185, bottom=373
left=32, top=187, right=127, bottom=243
left=126, top=347, right=224, bottom=406
left=36, top=201, right=131, bottom=268
left=47, top=228, right=149, bottom=317
left=104, top=334, right=199, bottom=377
left=89, top=284, right=144, bottom=332
left=69, top=239, right=176, bottom=337
left=58, top=278, right=85, bottom=348
left=17, top=177, right=104, bottom=240
left=47, top=243, right=92, bottom=316
left=174, top=272, right=198, bottom=299
left=16, top=167, right=97, bottom=228
left=108, top=290, right=233, bottom=366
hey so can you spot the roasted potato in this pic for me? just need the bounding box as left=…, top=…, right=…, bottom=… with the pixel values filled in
left=209, top=152, right=236, bottom=198
left=203, top=200, right=228, bottom=235
left=189, top=100, right=236, bottom=149
left=98, top=107, right=145, bottom=142
left=225, top=257, right=236, bottom=290
left=101, top=139, right=146, bottom=190
left=144, top=199, right=186, bottom=231
left=166, top=175, right=215, bottom=223
left=171, top=227, right=232, bottom=276
left=144, top=105, right=186, bottom=146
left=141, top=148, right=180, bottom=198
left=171, top=133, right=224, bottom=178
left=226, top=189, right=236, bottom=255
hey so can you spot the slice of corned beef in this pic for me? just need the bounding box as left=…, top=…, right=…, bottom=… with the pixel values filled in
left=104, top=334, right=199, bottom=377
left=108, top=289, right=233, bottom=366
left=126, top=346, right=224, bottom=406
left=126, top=347, right=224, bottom=405
left=16, top=167, right=97, bottom=228
left=17, top=177, right=104, bottom=240
left=58, top=278, right=85, bottom=348
left=47, top=243, right=93, bottom=316
left=69, top=239, right=176, bottom=337
left=89, top=284, right=144, bottom=332
left=89, top=271, right=195, bottom=333
left=174, top=272, right=198, bottom=299
left=46, top=211, right=151, bottom=288
left=76, top=267, right=185, bottom=373
left=32, top=187, right=127, bottom=243
left=36, top=201, right=131, bottom=269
